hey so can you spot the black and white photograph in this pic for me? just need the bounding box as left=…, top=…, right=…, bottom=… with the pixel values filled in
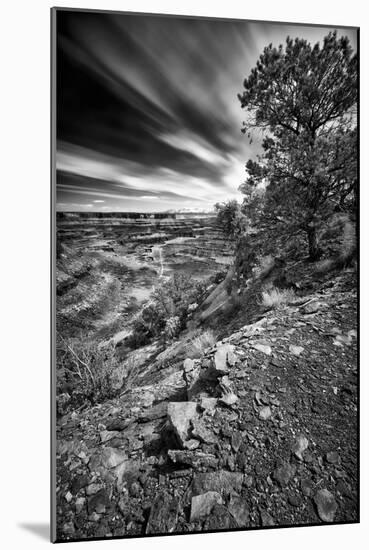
left=52, top=8, right=358, bottom=543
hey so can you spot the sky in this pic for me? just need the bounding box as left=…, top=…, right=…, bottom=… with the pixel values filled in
left=56, top=10, right=357, bottom=212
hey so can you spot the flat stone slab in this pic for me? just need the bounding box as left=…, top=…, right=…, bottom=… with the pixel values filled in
left=190, top=491, right=223, bottom=522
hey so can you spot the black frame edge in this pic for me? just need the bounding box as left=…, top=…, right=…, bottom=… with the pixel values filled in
left=50, top=6, right=57, bottom=544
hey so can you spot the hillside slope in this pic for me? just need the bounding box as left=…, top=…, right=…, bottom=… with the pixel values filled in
left=55, top=268, right=357, bottom=540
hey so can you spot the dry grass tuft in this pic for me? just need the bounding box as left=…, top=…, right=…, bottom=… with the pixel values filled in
left=260, top=286, right=295, bottom=308
left=187, top=329, right=217, bottom=358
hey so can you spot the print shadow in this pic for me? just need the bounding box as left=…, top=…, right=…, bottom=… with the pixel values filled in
left=18, top=523, right=49, bottom=541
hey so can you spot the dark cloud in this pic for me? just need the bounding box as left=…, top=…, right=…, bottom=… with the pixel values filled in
left=57, top=170, right=193, bottom=201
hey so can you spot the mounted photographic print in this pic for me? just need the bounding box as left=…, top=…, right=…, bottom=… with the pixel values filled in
left=51, top=7, right=359, bottom=543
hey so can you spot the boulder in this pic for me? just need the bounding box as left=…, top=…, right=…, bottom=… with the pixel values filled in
left=167, top=402, right=198, bottom=447
left=212, top=344, right=236, bottom=375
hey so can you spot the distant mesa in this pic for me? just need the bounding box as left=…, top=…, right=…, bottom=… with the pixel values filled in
left=163, top=207, right=214, bottom=214
left=57, top=208, right=216, bottom=220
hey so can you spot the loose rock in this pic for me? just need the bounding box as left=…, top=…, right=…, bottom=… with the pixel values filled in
left=289, top=345, right=304, bottom=356
left=314, top=489, right=338, bottom=522
left=253, top=343, right=272, bottom=355
left=259, top=406, right=272, bottom=420
left=273, top=463, right=296, bottom=487
left=326, top=451, right=340, bottom=464
left=292, top=435, right=309, bottom=461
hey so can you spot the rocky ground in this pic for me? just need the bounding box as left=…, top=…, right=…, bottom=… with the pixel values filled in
left=55, top=269, right=358, bottom=541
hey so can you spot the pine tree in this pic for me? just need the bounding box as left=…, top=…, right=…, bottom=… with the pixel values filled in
left=238, top=32, right=357, bottom=260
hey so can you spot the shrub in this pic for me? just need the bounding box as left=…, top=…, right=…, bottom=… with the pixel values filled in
left=127, top=274, right=207, bottom=348
left=164, top=316, right=181, bottom=341
left=215, top=200, right=248, bottom=239
left=56, top=337, right=120, bottom=412
left=259, top=286, right=295, bottom=308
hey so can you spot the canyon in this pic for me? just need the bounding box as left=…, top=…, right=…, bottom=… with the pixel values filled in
left=55, top=212, right=358, bottom=541
left=56, top=212, right=234, bottom=342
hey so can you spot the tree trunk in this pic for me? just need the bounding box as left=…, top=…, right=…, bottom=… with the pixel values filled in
left=306, top=225, right=323, bottom=261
